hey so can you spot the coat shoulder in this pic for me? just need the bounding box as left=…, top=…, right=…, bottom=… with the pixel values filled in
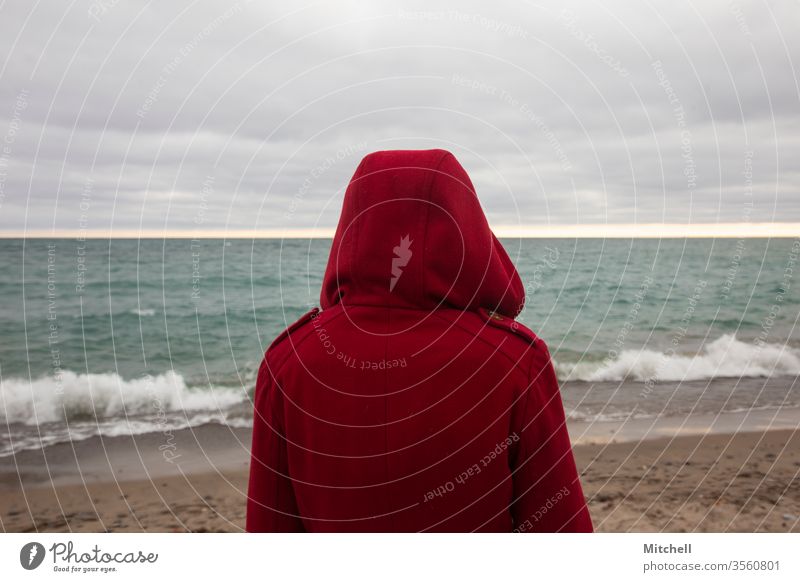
left=476, top=307, right=540, bottom=346
left=264, top=307, right=320, bottom=366
left=436, top=308, right=541, bottom=376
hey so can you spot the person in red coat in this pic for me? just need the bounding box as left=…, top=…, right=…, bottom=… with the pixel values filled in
left=246, top=149, right=593, bottom=532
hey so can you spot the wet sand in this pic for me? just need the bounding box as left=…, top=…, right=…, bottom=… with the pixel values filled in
left=1, top=423, right=798, bottom=532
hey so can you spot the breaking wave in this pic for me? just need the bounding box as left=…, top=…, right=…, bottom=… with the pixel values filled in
left=0, top=370, right=246, bottom=425
left=557, top=334, right=800, bottom=383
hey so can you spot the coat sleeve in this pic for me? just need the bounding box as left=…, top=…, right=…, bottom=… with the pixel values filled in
left=509, top=342, right=593, bottom=532
left=246, top=355, right=305, bottom=532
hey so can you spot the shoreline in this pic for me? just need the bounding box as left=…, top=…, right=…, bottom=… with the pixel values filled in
left=4, top=404, right=800, bottom=468
left=1, top=419, right=798, bottom=532
left=569, top=406, right=800, bottom=445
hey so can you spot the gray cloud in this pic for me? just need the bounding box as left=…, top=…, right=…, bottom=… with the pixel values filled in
left=0, top=0, right=798, bottom=233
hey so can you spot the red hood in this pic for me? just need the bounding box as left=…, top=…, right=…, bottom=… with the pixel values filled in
left=321, top=149, right=525, bottom=317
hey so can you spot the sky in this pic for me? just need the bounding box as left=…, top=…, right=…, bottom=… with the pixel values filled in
left=0, top=0, right=799, bottom=236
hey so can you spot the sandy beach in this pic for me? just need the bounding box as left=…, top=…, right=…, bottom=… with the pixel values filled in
left=2, top=418, right=798, bottom=533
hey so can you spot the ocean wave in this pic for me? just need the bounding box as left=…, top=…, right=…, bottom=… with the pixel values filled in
left=557, top=334, right=800, bottom=383
left=0, top=370, right=246, bottom=425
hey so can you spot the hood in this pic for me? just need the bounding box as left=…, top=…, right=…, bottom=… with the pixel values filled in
left=320, top=149, right=525, bottom=317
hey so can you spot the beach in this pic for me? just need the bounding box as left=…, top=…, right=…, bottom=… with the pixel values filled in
left=2, top=416, right=798, bottom=533
left=1, top=238, right=798, bottom=532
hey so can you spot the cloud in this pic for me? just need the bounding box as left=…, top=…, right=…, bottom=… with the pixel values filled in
left=0, top=0, right=798, bottom=234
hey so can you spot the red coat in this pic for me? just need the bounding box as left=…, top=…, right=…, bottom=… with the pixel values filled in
left=247, top=149, right=593, bottom=532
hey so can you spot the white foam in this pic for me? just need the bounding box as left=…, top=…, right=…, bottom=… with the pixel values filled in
left=0, top=370, right=246, bottom=425
left=558, top=334, right=800, bottom=383
left=130, top=308, right=156, bottom=316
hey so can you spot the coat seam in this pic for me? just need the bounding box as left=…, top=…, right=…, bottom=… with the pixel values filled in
left=420, top=151, right=452, bottom=302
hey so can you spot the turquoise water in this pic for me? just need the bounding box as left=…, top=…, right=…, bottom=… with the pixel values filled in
left=0, top=238, right=798, bottom=454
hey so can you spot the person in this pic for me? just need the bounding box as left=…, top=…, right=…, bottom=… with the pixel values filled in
left=246, top=149, right=593, bottom=532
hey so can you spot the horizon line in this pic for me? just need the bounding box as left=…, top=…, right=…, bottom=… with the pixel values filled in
left=1, top=222, right=799, bottom=239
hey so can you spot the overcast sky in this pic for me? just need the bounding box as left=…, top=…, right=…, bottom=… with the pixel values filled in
left=0, top=0, right=798, bottom=235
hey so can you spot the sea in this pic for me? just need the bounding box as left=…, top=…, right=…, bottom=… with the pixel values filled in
left=0, top=237, right=798, bottom=456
